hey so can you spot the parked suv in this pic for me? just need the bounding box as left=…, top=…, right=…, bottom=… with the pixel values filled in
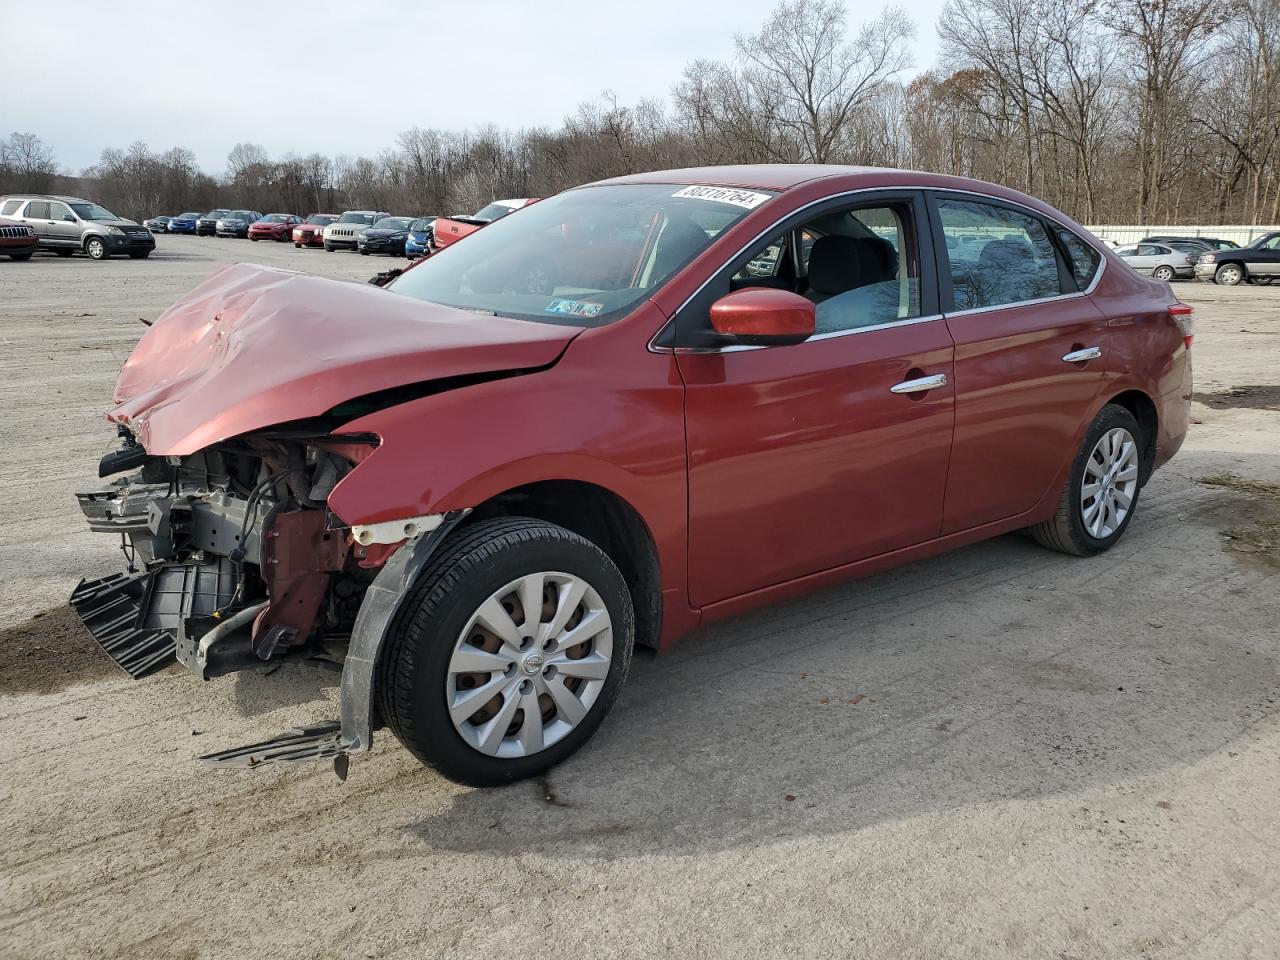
left=195, top=209, right=230, bottom=236
left=70, top=167, right=1191, bottom=787
left=323, top=210, right=389, bottom=251
left=215, top=210, right=263, bottom=238
left=0, top=217, right=38, bottom=260
left=0, top=194, right=155, bottom=259
left=1194, top=231, right=1280, bottom=285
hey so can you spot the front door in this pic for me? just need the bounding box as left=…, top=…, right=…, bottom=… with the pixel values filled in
left=929, top=193, right=1111, bottom=533
left=678, top=193, right=955, bottom=606
left=46, top=200, right=80, bottom=247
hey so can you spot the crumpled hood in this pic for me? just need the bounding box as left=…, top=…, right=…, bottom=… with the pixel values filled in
left=111, top=263, right=581, bottom=455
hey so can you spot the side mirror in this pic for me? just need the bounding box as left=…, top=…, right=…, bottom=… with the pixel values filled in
left=64, top=214, right=76, bottom=222
left=708, top=288, right=815, bottom=346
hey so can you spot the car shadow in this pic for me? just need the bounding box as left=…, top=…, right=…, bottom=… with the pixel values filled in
left=391, top=469, right=1280, bottom=858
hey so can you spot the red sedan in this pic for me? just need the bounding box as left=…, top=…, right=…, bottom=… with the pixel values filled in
left=73, top=165, right=1190, bottom=786
left=292, top=213, right=338, bottom=247
left=431, top=197, right=536, bottom=251
left=247, top=213, right=303, bottom=241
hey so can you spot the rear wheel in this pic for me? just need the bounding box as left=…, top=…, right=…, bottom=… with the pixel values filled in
left=9, top=252, right=32, bottom=261
left=1153, top=265, right=1175, bottom=281
left=1029, top=404, right=1144, bottom=557
left=1215, top=262, right=1244, bottom=285
left=85, top=237, right=108, bottom=260
left=128, top=251, right=150, bottom=259
left=378, top=517, right=634, bottom=787
left=54, top=248, right=74, bottom=258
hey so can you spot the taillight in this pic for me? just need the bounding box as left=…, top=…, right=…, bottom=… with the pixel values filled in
left=1170, top=303, right=1194, bottom=348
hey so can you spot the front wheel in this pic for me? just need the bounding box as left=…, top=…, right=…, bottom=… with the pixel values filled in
left=378, top=517, right=634, bottom=787
left=1153, top=265, right=1175, bottom=281
left=1216, top=262, right=1244, bottom=285
left=85, top=237, right=108, bottom=260
left=1029, top=404, right=1144, bottom=557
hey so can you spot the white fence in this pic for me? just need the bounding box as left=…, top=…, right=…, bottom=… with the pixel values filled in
left=1085, top=224, right=1279, bottom=246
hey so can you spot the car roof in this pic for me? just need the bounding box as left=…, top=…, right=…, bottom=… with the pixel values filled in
left=0, top=194, right=92, bottom=203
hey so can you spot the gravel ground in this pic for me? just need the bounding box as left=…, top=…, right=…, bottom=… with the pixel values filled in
left=1, top=236, right=1279, bottom=960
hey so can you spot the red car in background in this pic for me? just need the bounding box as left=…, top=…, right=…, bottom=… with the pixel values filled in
left=292, top=213, right=338, bottom=247
left=248, top=214, right=303, bottom=241
left=0, top=217, right=38, bottom=260
left=431, top=197, right=536, bottom=251
left=72, top=165, right=1191, bottom=788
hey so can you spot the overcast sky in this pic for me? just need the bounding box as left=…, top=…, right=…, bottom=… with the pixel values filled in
left=5, top=0, right=947, bottom=174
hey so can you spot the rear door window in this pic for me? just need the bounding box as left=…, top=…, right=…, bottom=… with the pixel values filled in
left=935, top=198, right=1066, bottom=310
left=24, top=201, right=50, bottom=219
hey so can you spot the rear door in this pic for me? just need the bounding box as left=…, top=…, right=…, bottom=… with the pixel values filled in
left=22, top=200, right=54, bottom=244
left=928, top=192, right=1110, bottom=534
left=679, top=191, right=956, bottom=606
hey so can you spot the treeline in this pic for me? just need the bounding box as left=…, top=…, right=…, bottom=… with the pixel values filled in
left=3, top=0, right=1277, bottom=226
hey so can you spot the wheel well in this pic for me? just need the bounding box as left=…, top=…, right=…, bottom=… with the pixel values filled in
left=1107, top=390, right=1158, bottom=479
left=461, top=481, right=663, bottom=650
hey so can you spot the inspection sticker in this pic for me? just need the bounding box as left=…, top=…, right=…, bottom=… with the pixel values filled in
left=544, top=298, right=604, bottom=318
left=671, top=185, right=772, bottom=209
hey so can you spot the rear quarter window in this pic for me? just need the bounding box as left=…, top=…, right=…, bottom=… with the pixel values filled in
left=1057, top=230, right=1102, bottom=291
left=0, top=199, right=21, bottom=216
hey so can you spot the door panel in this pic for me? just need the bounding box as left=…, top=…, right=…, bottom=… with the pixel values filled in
left=942, top=296, right=1109, bottom=533
left=680, top=321, right=955, bottom=606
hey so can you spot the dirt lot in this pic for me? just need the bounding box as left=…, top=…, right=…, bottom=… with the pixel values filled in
left=2, top=236, right=1279, bottom=960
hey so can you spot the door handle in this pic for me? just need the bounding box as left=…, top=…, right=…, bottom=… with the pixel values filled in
left=890, top=373, right=947, bottom=394
left=1062, top=346, right=1102, bottom=363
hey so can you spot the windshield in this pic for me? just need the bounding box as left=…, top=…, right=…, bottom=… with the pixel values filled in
left=410, top=217, right=435, bottom=231
left=228, top=211, right=254, bottom=220
left=388, top=183, right=775, bottom=326
left=180, top=212, right=201, bottom=219
left=337, top=212, right=377, bottom=225
left=373, top=217, right=412, bottom=230
left=204, top=210, right=229, bottom=219
left=307, top=214, right=336, bottom=225
left=471, top=202, right=519, bottom=222
left=262, top=214, right=288, bottom=222
left=69, top=202, right=120, bottom=221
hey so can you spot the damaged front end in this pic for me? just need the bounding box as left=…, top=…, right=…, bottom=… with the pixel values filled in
left=72, top=430, right=366, bottom=681
left=70, top=427, right=447, bottom=774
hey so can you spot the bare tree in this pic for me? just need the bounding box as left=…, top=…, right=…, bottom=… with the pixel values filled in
left=1, top=132, right=60, bottom=193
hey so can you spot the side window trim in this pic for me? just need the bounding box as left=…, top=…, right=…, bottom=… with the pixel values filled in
left=668, top=189, right=939, bottom=349
left=925, top=189, right=1099, bottom=314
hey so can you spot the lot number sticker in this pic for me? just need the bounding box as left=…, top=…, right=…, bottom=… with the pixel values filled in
left=671, top=185, right=771, bottom=209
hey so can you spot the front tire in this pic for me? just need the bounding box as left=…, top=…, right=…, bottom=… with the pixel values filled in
left=1153, top=265, right=1175, bottom=281
left=85, top=237, right=108, bottom=260
left=1216, top=262, right=1245, bottom=285
left=378, top=517, right=634, bottom=787
left=1029, top=404, right=1144, bottom=557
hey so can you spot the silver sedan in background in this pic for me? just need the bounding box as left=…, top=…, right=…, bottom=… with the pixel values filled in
left=1115, top=242, right=1196, bottom=280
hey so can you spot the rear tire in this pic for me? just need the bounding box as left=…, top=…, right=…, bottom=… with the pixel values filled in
left=128, top=252, right=150, bottom=259
left=55, top=248, right=74, bottom=258
left=1215, top=262, right=1245, bottom=285
left=9, top=252, right=32, bottom=261
left=1029, top=404, right=1144, bottom=557
left=378, top=517, right=634, bottom=787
